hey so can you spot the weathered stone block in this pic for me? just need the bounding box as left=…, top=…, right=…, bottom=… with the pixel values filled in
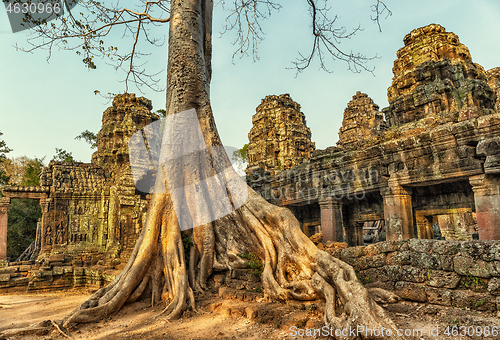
left=491, top=244, right=500, bottom=261
left=73, top=267, right=85, bottom=276
left=48, top=254, right=65, bottom=263
left=411, top=253, right=443, bottom=270
left=408, top=239, right=435, bottom=253
left=0, top=266, right=19, bottom=274
left=432, top=241, right=461, bottom=255
left=454, top=256, right=497, bottom=278
left=364, top=281, right=395, bottom=291
left=375, top=240, right=409, bottom=253
left=358, top=253, right=386, bottom=270
left=53, top=267, right=64, bottom=276
left=461, top=241, right=497, bottom=261
left=384, top=265, right=401, bottom=282
left=326, top=248, right=342, bottom=259
left=487, top=277, right=500, bottom=295
left=451, top=290, right=496, bottom=311
left=399, top=266, right=427, bottom=283
left=386, top=251, right=411, bottom=265
left=13, top=277, right=29, bottom=285
left=364, top=243, right=382, bottom=256
left=426, top=270, right=460, bottom=289
left=19, top=265, right=31, bottom=272
left=395, top=281, right=427, bottom=302
left=0, top=273, right=10, bottom=282
left=39, top=271, right=53, bottom=278
left=341, top=246, right=367, bottom=260
left=359, top=266, right=391, bottom=283
left=425, top=287, right=452, bottom=306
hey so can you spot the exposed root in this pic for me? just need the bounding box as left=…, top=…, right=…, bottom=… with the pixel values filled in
left=51, top=320, right=72, bottom=339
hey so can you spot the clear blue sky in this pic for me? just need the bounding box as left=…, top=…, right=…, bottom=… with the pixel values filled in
left=1, top=0, right=499, bottom=163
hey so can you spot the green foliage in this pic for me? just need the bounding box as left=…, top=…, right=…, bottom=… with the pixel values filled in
left=156, top=109, right=166, bottom=118
left=21, top=157, right=44, bottom=186
left=75, top=130, right=97, bottom=149
left=237, top=253, right=264, bottom=276
left=181, top=233, right=193, bottom=264
left=232, top=143, right=249, bottom=163
left=0, top=131, right=12, bottom=185
left=3, top=156, right=45, bottom=259
left=52, top=148, right=76, bottom=162
left=247, top=287, right=262, bottom=293
left=7, top=199, right=41, bottom=260
left=295, top=319, right=307, bottom=328
left=474, top=299, right=485, bottom=308
left=463, top=274, right=485, bottom=288
left=182, top=233, right=193, bottom=251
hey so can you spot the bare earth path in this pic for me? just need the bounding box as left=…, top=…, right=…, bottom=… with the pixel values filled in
left=1, top=291, right=500, bottom=339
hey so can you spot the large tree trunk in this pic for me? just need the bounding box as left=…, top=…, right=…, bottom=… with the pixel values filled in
left=61, top=0, right=402, bottom=338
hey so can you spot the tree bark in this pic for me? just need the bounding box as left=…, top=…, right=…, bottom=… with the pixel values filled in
left=60, top=1, right=404, bottom=338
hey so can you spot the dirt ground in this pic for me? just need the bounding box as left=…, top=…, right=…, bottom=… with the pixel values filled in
left=1, top=290, right=500, bottom=340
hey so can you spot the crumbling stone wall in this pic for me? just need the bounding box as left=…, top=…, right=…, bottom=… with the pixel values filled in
left=0, top=254, right=116, bottom=293
left=324, top=239, right=500, bottom=311
left=246, top=94, right=315, bottom=175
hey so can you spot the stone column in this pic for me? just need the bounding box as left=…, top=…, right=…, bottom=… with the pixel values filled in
left=39, top=197, right=50, bottom=250
left=0, top=197, right=11, bottom=259
left=319, top=197, right=344, bottom=243
left=470, top=174, right=500, bottom=240
left=381, top=185, right=413, bottom=240
left=355, top=222, right=364, bottom=246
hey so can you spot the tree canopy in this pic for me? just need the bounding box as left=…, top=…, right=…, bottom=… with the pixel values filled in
left=0, top=132, right=12, bottom=186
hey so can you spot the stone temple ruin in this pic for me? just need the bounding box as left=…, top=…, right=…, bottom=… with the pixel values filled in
left=247, top=24, right=500, bottom=246
left=1, top=24, right=500, bottom=307
left=0, top=94, right=157, bottom=291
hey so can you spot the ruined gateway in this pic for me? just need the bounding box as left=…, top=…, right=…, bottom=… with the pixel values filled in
left=0, top=24, right=499, bottom=296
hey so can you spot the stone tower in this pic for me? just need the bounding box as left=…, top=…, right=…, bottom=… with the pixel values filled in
left=92, top=93, right=159, bottom=175
left=486, top=67, right=500, bottom=113
left=246, top=94, right=315, bottom=175
left=384, top=24, right=496, bottom=126
left=337, top=91, right=387, bottom=149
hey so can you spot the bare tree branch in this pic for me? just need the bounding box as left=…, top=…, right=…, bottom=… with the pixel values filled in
left=217, top=0, right=391, bottom=75
left=14, top=0, right=170, bottom=92
left=371, top=0, right=392, bottom=32
left=218, top=0, right=282, bottom=62
left=12, top=0, right=391, bottom=92
left=290, top=0, right=388, bottom=76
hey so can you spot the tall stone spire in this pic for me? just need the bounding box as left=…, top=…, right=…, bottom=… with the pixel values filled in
left=384, top=24, right=496, bottom=126
left=246, top=94, right=315, bottom=175
left=337, top=91, right=387, bottom=149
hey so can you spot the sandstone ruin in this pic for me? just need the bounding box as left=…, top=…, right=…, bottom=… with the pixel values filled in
left=337, top=91, right=387, bottom=149
left=246, top=94, right=315, bottom=175
left=0, top=94, right=157, bottom=292
left=1, top=24, right=500, bottom=313
left=248, top=24, right=500, bottom=246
